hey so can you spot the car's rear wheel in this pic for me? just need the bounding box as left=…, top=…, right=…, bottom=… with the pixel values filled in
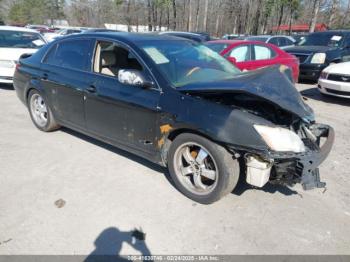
left=28, top=90, right=60, bottom=132
left=168, top=133, right=239, bottom=204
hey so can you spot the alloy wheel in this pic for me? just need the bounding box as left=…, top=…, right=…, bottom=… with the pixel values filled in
left=173, top=142, right=218, bottom=195
left=30, top=93, right=48, bottom=127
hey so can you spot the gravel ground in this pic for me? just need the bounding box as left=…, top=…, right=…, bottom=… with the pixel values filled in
left=0, top=83, right=349, bottom=255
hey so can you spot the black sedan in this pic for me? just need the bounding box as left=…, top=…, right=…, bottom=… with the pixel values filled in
left=14, top=32, right=334, bottom=204
left=285, top=30, right=350, bottom=81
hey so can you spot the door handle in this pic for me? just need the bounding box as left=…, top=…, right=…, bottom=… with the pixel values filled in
left=41, top=73, right=48, bottom=80
left=86, top=85, right=96, bottom=93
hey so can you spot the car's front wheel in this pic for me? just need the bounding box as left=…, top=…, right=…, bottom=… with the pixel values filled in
left=168, top=133, right=239, bottom=204
left=28, top=90, right=60, bottom=132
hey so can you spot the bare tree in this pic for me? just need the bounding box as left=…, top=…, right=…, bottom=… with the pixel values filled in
left=252, top=0, right=263, bottom=35
left=341, top=0, right=350, bottom=27
left=328, top=0, right=338, bottom=28
left=188, top=0, right=193, bottom=31
left=310, top=0, right=321, bottom=32
left=172, top=0, right=176, bottom=30
left=3, top=0, right=348, bottom=37
left=203, top=0, right=209, bottom=32
left=194, top=0, right=199, bottom=31
left=147, top=0, right=152, bottom=31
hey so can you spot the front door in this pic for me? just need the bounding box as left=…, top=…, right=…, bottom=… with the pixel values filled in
left=84, top=40, right=161, bottom=154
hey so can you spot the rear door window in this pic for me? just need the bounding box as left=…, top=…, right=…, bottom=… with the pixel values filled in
left=253, top=45, right=276, bottom=60
left=44, top=39, right=92, bottom=71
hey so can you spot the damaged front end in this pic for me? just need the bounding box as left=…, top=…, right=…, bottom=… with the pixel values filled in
left=178, top=65, right=334, bottom=191
left=246, top=123, right=334, bottom=190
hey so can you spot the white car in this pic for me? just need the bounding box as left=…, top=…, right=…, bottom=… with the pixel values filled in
left=0, top=26, right=46, bottom=84
left=318, top=62, right=350, bottom=98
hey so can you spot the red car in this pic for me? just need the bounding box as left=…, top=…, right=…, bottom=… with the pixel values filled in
left=205, top=40, right=299, bottom=82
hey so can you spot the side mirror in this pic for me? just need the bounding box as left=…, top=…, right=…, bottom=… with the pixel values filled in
left=227, top=57, right=237, bottom=64
left=118, top=69, right=154, bottom=89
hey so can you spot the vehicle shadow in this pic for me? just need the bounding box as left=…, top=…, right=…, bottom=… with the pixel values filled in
left=232, top=173, right=299, bottom=196
left=298, top=79, right=317, bottom=85
left=84, top=227, right=152, bottom=262
left=0, top=84, right=14, bottom=90
left=60, top=127, right=175, bottom=186
left=300, top=87, right=350, bottom=106
left=62, top=128, right=297, bottom=198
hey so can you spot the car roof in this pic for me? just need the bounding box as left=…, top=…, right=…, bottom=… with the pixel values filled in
left=158, top=31, right=206, bottom=41
left=28, top=25, right=48, bottom=28
left=208, top=39, right=275, bottom=45
left=206, top=40, right=242, bottom=44
left=310, top=30, right=350, bottom=35
left=0, top=26, right=39, bottom=33
left=62, top=31, right=195, bottom=43
left=247, top=35, right=270, bottom=38
left=206, top=39, right=282, bottom=49
left=160, top=31, right=202, bottom=36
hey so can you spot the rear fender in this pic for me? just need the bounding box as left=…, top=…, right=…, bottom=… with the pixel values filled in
left=25, top=78, right=47, bottom=105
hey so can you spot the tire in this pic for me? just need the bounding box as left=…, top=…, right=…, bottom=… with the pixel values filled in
left=27, top=89, right=60, bottom=132
left=168, top=133, right=239, bottom=204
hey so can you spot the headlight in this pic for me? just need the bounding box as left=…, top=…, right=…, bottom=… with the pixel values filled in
left=310, top=53, right=326, bottom=64
left=0, top=60, right=15, bottom=68
left=254, top=125, right=306, bottom=153
left=319, top=71, right=328, bottom=79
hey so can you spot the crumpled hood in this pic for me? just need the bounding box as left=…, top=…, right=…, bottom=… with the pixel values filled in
left=178, top=65, right=314, bottom=122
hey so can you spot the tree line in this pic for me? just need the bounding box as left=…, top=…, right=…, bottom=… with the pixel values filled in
left=1, top=0, right=350, bottom=36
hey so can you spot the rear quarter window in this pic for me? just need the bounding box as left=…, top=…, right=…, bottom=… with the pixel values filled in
left=43, top=39, right=92, bottom=71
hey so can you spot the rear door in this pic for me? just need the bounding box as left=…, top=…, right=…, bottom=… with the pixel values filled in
left=41, top=38, right=94, bottom=128
left=250, top=43, right=278, bottom=69
left=84, top=40, right=161, bottom=154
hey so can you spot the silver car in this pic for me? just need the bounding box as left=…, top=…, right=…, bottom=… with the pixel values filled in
left=246, top=35, right=296, bottom=49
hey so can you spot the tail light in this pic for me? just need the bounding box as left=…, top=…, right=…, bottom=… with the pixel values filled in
left=15, top=63, right=21, bottom=71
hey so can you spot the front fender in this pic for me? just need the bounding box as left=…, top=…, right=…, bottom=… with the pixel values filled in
left=159, top=90, right=271, bottom=153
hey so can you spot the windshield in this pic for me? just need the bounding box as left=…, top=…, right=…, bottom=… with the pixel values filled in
left=204, top=43, right=229, bottom=53
left=298, top=33, right=343, bottom=47
left=246, top=36, right=268, bottom=42
left=0, top=30, right=45, bottom=48
left=141, top=41, right=240, bottom=87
